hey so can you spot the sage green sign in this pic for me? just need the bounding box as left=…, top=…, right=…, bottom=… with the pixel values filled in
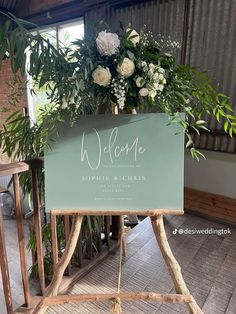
left=45, top=114, right=184, bottom=212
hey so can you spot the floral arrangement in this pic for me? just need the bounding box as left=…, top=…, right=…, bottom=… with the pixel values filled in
left=79, top=28, right=169, bottom=110
left=64, top=27, right=180, bottom=112
left=0, top=16, right=235, bottom=162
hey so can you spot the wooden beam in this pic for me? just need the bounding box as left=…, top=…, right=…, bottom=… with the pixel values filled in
left=44, top=291, right=194, bottom=306
left=0, top=158, right=43, bottom=177
left=0, top=206, right=13, bottom=314
left=64, top=215, right=71, bottom=274
left=50, top=213, right=58, bottom=272
left=97, top=216, right=102, bottom=253
left=51, top=209, right=184, bottom=216
left=0, top=162, right=29, bottom=176
left=13, top=174, right=31, bottom=308
left=105, top=216, right=111, bottom=248
left=32, top=169, right=45, bottom=294
left=185, top=187, right=236, bottom=225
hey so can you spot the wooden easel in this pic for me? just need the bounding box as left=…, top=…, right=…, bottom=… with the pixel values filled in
left=32, top=211, right=203, bottom=314
left=33, top=104, right=203, bottom=314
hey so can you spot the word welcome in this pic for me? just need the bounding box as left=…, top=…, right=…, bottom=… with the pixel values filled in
left=81, top=127, right=146, bottom=170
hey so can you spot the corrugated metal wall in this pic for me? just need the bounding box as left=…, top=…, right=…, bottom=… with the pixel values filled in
left=85, top=0, right=185, bottom=62
left=85, top=0, right=236, bottom=153
left=185, top=0, right=236, bottom=153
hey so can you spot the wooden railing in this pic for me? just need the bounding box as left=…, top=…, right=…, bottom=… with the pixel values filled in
left=0, top=159, right=119, bottom=313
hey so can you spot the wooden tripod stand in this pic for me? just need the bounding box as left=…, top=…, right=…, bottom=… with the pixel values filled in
left=32, top=212, right=203, bottom=314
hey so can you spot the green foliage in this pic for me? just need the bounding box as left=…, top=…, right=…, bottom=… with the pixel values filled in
left=0, top=12, right=235, bottom=165
left=27, top=215, right=101, bottom=277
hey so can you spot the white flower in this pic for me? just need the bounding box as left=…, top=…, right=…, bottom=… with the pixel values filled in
left=149, top=63, right=156, bottom=71
left=153, top=73, right=159, bottom=80
left=127, top=28, right=140, bottom=46
left=96, top=31, right=120, bottom=56
left=141, top=61, right=147, bottom=68
left=157, top=84, right=164, bottom=92
left=158, top=73, right=164, bottom=80
left=139, top=88, right=149, bottom=97
left=61, top=97, right=68, bottom=109
left=92, top=66, right=111, bottom=86
left=117, top=57, right=135, bottom=78
left=158, top=68, right=165, bottom=74
left=136, top=76, right=145, bottom=87
left=148, top=89, right=157, bottom=99
left=162, top=78, right=167, bottom=84
left=153, top=82, right=159, bottom=90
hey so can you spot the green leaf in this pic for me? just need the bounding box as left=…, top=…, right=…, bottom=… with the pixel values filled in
left=224, top=121, right=229, bottom=133
left=196, top=120, right=206, bottom=125
left=186, top=139, right=193, bottom=148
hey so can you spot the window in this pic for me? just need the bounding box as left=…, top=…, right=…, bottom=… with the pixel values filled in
left=26, top=18, right=84, bottom=122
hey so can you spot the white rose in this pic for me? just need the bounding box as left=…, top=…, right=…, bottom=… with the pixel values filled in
left=96, top=31, right=120, bottom=56
left=136, top=76, right=145, bottom=87
left=92, top=66, right=111, bottom=86
left=127, top=28, right=140, bottom=46
left=158, top=73, right=164, bottom=80
left=148, top=89, right=157, bottom=99
left=117, top=58, right=135, bottom=78
left=139, top=88, right=149, bottom=97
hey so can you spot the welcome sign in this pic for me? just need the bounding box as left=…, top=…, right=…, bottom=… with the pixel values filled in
left=45, top=114, right=184, bottom=213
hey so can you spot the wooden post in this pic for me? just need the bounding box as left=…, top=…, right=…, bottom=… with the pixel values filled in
left=0, top=205, right=13, bottom=314
left=32, top=168, right=45, bottom=294
left=76, top=229, right=83, bottom=267
left=64, top=216, right=71, bottom=274
left=150, top=215, right=203, bottom=314
left=50, top=213, right=58, bottom=272
left=32, top=215, right=83, bottom=314
left=97, top=216, right=102, bottom=252
left=110, top=102, right=124, bottom=252
left=13, top=174, right=31, bottom=308
left=105, top=216, right=111, bottom=248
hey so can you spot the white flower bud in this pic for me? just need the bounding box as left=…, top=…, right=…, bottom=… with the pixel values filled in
left=148, top=89, right=157, bottom=99
left=136, top=76, right=145, bottom=87
left=127, top=28, right=140, bottom=46
left=139, top=88, right=149, bottom=97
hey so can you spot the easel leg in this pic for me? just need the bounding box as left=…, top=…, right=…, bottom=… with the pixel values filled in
left=120, top=215, right=126, bottom=257
left=32, top=215, right=83, bottom=314
left=150, top=215, right=203, bottom=314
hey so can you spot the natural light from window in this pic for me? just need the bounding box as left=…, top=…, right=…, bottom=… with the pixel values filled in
left=26, top=18, right=84, bottom=122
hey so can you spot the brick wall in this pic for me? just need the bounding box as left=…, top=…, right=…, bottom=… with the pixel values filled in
left=0, top=60, right=26, bottom=163
left=17, top=0, right=73, bottom=17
